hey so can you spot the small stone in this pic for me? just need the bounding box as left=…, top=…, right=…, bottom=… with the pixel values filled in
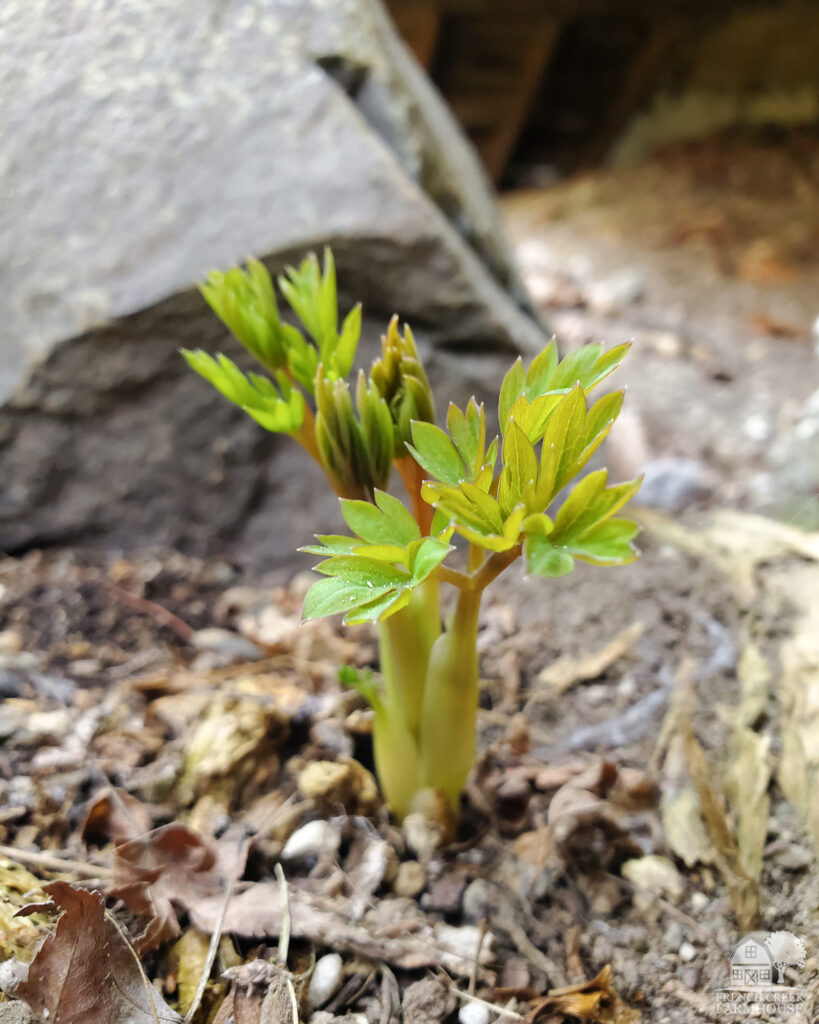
left=664, top=921, right=683, bottom=951
left=650, top=332, right=682, bottom=358
left=281, top=820, right=341, bottom=861
left=775, top=843, right=813, bottom=871
left=298, top=761, right=354, bottom=804
left=459, top=1001, right=491, bottom=1024
left=403, top=812, right=445, bottom=861
left=679, top=942, right=697, bottom=963
left=349, top=840, right=395, bottom=907
left=636, top=457, right=712, bottom=512
left=622, top=855, right=685, bottom=902
left=690, top=892, right=709, bottom=912
left=393, top=860, right=427, bottom=898
left=588, top=267, right=645, bottom=314
left=308, top=953, right=344, bottom=1009
left=743, top=413, right=771, bottom=442
left=422, top=872, right=467, bottom=915
left=0, top=999, right=37, bottom=1023
left=345, top=759, right=379, bottom=814
left=402, top=977, right=456, bottom=1024
left=311, top=718, right=354, bottom=759
left=462, top=879, right=495, bottom=924
left=0, top=631, right=22, bottom=654
left=189, top=628, right=263, bottom=661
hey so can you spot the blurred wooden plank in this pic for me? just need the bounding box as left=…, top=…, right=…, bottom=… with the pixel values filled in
left=385, top=0, right=440, bottom=68
left=580, top=21, right=679, bottom=167
left=478, top=19, right=560, bottom=183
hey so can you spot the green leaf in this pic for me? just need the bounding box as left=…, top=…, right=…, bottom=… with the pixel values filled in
left=302, top=574, right=396, bottom=621
left=278, top=249, right=361, bottom=383
left=498, top=341, right=630, bottom=433
left=533, top=384, right=586, bottom=506
left=344, top=588, right=413, bottom=625
left=341, top=491, right=420, bottom=547
left=524, top=534, right=574, bottom=578
left=525, top=339, right=559, bottom=395
left=337, top=304, right=362, bottom=379
left=407, top=537, right=453, bottom=582
left=182, top=350, right=305, bottom=434
left=200, top=261, right=290, bottom=371
left=408, top=422, right=465, bottom=485
left=550, top=344, right=603, bottom=391
left=338, top=665, right=382, bottom=710
left=498, top=420, right=538, bottom=515
left=300, top=535, right=359, bottom=556
left=314, top=556, right=408, bottom=588
left=498, top=358, right=526, bottom=427
left=566, top=518, right=640, bottom=565
left=508, top=394, right=564, bottom=444
left=521, top=512, right=553, bottom=536
left=302, top=511, right=453, bottom=624
left=446, top=399, right=488, bottom=477
left=551, top=469, right=641, bottom=544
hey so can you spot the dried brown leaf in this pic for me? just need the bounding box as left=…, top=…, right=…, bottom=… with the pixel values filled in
left=212, top=963, right=294, bottom=1024
left=191, top=886, right=493, bottom=979
left=685, top=731, right=759, bottom=929
left=82, top=787, right=154, bottom=846
left=111, top=823, right=246, bottom=953
left=766, top=563, right=819, bottom=847
left=526, top=965, right=640, bottom=1023
left=533, top=623, right=644, bottom=696
left=12, top=880, right=181, bottom=1024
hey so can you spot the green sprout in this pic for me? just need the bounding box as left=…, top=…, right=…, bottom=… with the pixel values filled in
left=184, top=249, right=641, bottom=836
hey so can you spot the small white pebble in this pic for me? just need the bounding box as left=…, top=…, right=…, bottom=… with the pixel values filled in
left=281, top=820, right=341, bottom=861
left=679, top=941, right=697, bottom=963
left=743, top=413, right=771, bottom=442
left=690, top=892, right=709, bottom=912
left=308, top=953, right=344, bottom=1008
left=459, top=1000, right=491, bottom=1024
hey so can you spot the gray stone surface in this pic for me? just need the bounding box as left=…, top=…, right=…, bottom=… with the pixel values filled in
left=0, top=0, right=545, bottom=560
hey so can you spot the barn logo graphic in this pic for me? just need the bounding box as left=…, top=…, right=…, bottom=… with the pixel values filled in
left=715, top=931, right=807, bottom=1017
left=729, top=931, right=806, bottom=988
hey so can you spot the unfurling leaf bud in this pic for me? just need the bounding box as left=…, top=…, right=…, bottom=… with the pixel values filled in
left=371, top=316, right=435, bottom=454
left=314, top=367, right=395, bottom=499
left=200, top=259, right=291, bottom=372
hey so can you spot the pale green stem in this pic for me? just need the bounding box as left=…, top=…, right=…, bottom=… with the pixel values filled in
left=418, top=586, right=482, bottom=810
left=374, top=578, right=441, bottom=818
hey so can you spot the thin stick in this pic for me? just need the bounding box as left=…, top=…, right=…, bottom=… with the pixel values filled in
left=451, top=987, right=525, bottom=1021
left=0, top=844, right=113, bottom=879
left=105, top=910, right=162, bottom=1024
left=102, top=581, right=195, bottom=643
left=275, top=862, right=292, bottom=966
left=183, top=884, right=231, bottom=1023
left=185, top=836, right=245, bottom=1024
left=470, top=920, right=487, bottom=995
left=274, top=863, right=298, bottom=1024
left=285, top=976, right=300, bottom=1024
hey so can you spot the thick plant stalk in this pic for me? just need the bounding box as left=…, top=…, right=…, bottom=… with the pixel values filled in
left=418, top=587, right=481, bottom=811
left=374, top=579, right=441, bottom=818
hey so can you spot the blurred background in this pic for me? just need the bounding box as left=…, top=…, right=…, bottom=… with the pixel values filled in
left=1, top=0, right=817, bottom=568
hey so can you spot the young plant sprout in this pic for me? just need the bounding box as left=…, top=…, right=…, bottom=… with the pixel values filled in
left=184, top=250, right=641, bottom=832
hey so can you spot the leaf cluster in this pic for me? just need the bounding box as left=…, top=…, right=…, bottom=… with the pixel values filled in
left=301, top=490, right=453, bottom=624
left=183, top=249, right=437, bottom=500
left=301, top=338, right=641, bottom=623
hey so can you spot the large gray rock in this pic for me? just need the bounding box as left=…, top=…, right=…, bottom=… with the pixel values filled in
left=0, top=0, right=545, bottom=562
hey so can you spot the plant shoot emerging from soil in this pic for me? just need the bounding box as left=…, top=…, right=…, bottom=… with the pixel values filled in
left=184, top=250, right=641, bottom=830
